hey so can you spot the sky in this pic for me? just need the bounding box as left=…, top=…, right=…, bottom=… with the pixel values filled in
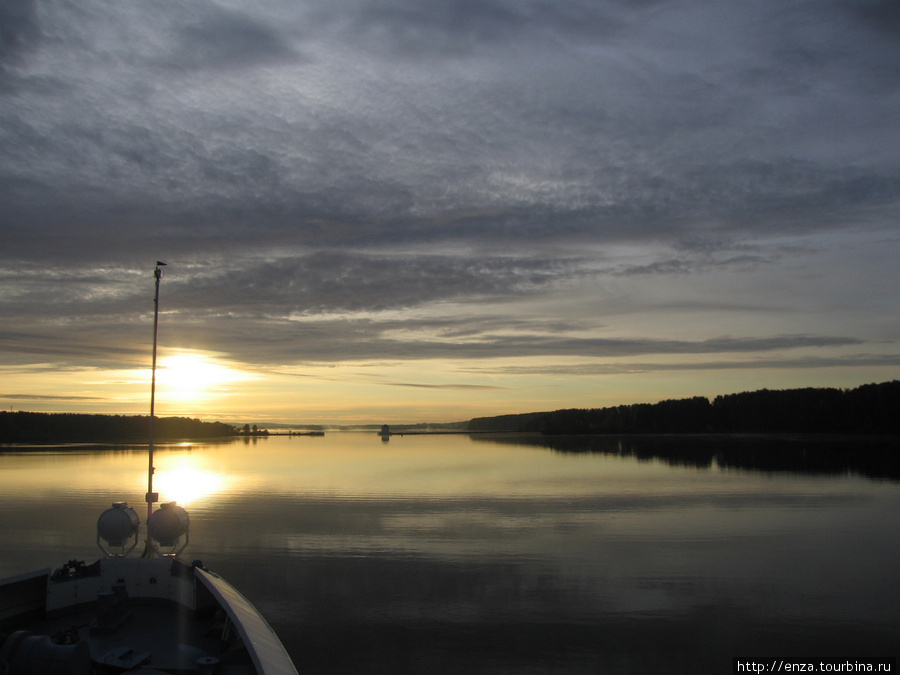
left=2, top=0, right=899, bottom=426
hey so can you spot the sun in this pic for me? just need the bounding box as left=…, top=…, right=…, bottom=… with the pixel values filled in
left=157, top=352, right=250, bottom=402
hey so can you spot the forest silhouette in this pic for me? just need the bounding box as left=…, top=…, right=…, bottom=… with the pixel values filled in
left=0, top=412, right=236, bottom=444
left=468, top=380, right=900, bottom=435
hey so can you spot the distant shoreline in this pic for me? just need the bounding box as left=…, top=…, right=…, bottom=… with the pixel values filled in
left=3, top=380, right=898, bottom=443
left=468, top=381, right=900, bottom=436
left=0, top=412, right=238, bottom=445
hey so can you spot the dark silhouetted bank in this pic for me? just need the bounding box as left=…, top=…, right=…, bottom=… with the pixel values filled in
left=0, top=412, right=237, bottom=444
left=467, top=380, right=900, bottom=435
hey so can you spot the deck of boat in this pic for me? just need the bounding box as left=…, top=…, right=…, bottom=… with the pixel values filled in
left=0, top=557, right=296, bottom=674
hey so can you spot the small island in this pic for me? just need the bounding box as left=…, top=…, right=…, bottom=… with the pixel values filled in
left=237, top=423, right=270, bottom=437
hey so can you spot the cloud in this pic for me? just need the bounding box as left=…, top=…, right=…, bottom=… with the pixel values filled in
left=2, top=393, right=104, bottom=402
left=1, top=0, right=898, bottom=419
left=161, top=252, right=580, bottom=314
left=171, top=8, right=298, bottom=72
left=164, top=318, right=866, bottom=365
left=347, top=334, right=861, bottom=362
left=380, top=382, right=506, bottom=390
left=323, top=0, right=626, bottom=58
left=0, top=0, right=38, bottom=59
left=464, top=354, right=900, bottom=378
left=3, top=0, right=898, bottom=263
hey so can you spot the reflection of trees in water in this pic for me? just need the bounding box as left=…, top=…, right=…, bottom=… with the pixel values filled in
left=473, top=433, right=900, bottom=481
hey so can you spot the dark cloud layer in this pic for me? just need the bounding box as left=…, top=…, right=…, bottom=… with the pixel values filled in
left=1, top=0, right=898, bottom=416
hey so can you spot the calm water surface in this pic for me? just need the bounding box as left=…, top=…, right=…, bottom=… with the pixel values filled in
left=1, top=433, right=898, bottom=673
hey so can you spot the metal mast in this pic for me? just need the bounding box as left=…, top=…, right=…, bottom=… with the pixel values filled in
left=145, top=262, right=166, bottom=552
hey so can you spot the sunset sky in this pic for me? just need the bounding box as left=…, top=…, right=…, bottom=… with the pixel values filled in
left=2, top=0, right=899, bottom=426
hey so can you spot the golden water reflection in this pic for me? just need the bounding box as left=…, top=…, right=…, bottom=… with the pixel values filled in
left=0, top=444, right=238, bottom=508
left=152, top=457, right=234, bottom=507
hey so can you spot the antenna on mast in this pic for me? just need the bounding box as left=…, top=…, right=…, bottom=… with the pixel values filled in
left=144, top=261, right=166, bottom=556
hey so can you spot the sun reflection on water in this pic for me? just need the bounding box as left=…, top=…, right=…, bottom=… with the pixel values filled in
left=152, top=456, right=234, bottom=507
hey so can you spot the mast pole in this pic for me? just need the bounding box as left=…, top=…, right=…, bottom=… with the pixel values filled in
left=146, top=262, right=166, bottom=551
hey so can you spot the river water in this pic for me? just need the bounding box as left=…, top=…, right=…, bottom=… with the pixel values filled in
left=1, top=432, right=898, bottom=673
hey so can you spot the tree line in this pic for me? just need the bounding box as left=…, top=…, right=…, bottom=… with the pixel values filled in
left=0, top=412, right=238, bottom=444
left=467, top=380, right=900, bottom=435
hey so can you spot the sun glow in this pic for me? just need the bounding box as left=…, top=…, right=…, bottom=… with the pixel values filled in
left=156, top=352, right=252, bottom=402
